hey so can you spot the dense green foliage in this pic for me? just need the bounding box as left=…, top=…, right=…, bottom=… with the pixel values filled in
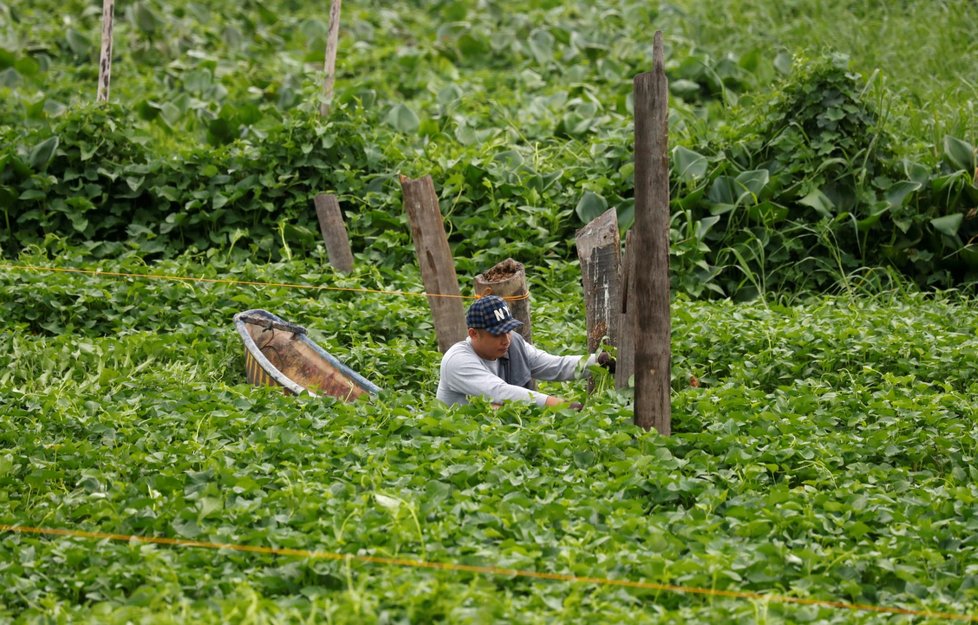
left=2, top=252, right=978, bottom=623
left=2, top=0, right=977, bottom=295
left=3, top=0, right=978, bottom=622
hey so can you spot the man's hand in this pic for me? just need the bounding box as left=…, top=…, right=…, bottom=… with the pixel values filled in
left=545, top=396, right=584, bottom=411
left=597, top=351, right=616, bottom=374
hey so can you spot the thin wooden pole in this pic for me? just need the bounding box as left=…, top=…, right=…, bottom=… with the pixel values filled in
left=320, top=0, right=342, bottom=117
left=313, top=193, right=355, bottom=274
left=400, top=175, right=467, bottom=353
left=474, top=258, right=532, bottom=344
left=97, top=0, right=115, bottom=102
left=575, top=208, right=621, bottom=354
left=632, top=32, right=671, bottom=435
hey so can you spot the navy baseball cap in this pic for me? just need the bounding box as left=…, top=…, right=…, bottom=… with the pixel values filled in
left=466, top=295, right=523, bottom=335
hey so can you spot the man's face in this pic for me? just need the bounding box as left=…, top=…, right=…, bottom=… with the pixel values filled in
left=469, top=328, right=511, bottom=361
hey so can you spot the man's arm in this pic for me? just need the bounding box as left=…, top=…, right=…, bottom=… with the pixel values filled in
left=521, top=338, right=597, bottom=382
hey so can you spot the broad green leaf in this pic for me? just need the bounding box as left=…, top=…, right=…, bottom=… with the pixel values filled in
left=132, top=2, right=162, bottom=34
left=943, top=135, right=976, bottom=172
left=65, top=29, right=90, bottom=56
left=885, top=180, right=921, bottom=209
left=42, top=99, right=67, bottom=117
left=707, top=176, right=737, bottom=205
left=856, top=202, right=889, bottom=232
left=374, top=493, right=402, bottom=512
left=29, top=136, right=59, bottom=170
left=18, top=189, right=46, bottom=201
left=171, top=518, right=202, bottom=538
left=437, top=84, right=462, bottom=107
left=0, top=67, right=19, bottom=87
left=184, top=69, right=213, bottom=93
left=197, top=496, right=223, bottom=518
left=799, top=188, right=834, bottom=218
left=735, top=169, right=770, bottom=201
left=930, top=213, right=963, bottom=237
left=695, top=214, right=721, bottom=239
left=160, top=102, right=182, bottom=126
left=386, top=104, right=419, bottom=133
left=575, top=191, right=607, bottom=223
left=670, top=79, right=700, bottom=99
left=673, top=146, right=708, bottom=182
left=903, top=159, right=930, bottom=186
left=68, top=212, right=88, bottom=232
left=528, top=28, right=554, bottom=64
left=13, top=55, right=39, bottom=77
left=773, top=51, right=793, bottom=75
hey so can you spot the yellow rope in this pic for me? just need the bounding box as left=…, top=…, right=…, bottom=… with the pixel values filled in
left=0, top=524, right=974, bottom=621
left=1, top=264, right=530, bottom=301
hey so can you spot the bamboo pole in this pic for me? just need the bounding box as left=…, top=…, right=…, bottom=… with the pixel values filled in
left=97, top=0, right=115, bottom=102
left=320, top=0, right=342, bottom=117
left=632, top=32, right=671, bottom=435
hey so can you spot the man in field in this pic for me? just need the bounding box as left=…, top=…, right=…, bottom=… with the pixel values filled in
left=435, top=295, right=614, bottom=408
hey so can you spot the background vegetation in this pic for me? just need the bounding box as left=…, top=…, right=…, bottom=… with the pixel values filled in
left=1, top=0, right=977, bottom=623
left=2, top=0, right=976, bottom=295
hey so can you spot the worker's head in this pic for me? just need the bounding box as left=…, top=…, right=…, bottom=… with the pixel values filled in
left=466, top=295, right=522, bottom=360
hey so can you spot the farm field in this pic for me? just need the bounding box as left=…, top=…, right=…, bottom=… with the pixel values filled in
left=2, top=0, right=978, bottom=623
left=2, top=254, right=978, bottom=624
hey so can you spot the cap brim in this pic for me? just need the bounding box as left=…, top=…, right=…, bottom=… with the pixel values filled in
left=485, top=318, right=523, bottom=335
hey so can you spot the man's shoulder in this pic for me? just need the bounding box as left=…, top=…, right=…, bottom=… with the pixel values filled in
left=441, top=340, right=475, bottom=363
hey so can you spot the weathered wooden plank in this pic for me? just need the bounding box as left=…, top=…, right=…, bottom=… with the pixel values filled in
left=575, top=208, right=621, bottom=355
left=632, top=32, right=671, bottom=435
left=313, top=193, right=355, bottom=274
left=615, top=229, right=636, bottom=391
left=400, top=175, right=466, bottom=353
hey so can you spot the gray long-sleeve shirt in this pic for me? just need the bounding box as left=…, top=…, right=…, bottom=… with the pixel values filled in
left=435, top=333, right=595, bottom=406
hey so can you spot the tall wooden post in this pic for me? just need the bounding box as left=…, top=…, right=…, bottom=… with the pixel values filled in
left=575, top=208, right=621, bottom=354
left=400, top=175, right=466, bottom=353
left=632, top=32, right=671, bottom=435
left=97, top=0, right=115, bottom=102
left=320, top=0, right=342, bottom=117
left=313, top=193, right=354, bottom=274
left=474, top=258, right=532, bottom=344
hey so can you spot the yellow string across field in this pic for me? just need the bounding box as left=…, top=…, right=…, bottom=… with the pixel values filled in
left=0, top=524, right=975, bottom=622
left=1, top=263, right=529, bottom=301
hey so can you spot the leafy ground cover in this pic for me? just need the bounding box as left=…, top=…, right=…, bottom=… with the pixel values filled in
left=3, top=0, right=978, bottom=622
left=2, top=251, right=978, bottom=623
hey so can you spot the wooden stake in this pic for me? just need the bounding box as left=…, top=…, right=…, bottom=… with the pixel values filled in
left=313, top=193, right=354, bottom=274
left=97, top=0, right=115, bottom=102
left=400, top=175, right=467, bottom=353
left=474, top=258, right=532, bottom=344
left=632, top=32, right=671, bottom=435
left=575, top=208, right=621, bottom=354
left=320, top=0, right=342, bottom=117
left=615, top=229, right=636, bottom=391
